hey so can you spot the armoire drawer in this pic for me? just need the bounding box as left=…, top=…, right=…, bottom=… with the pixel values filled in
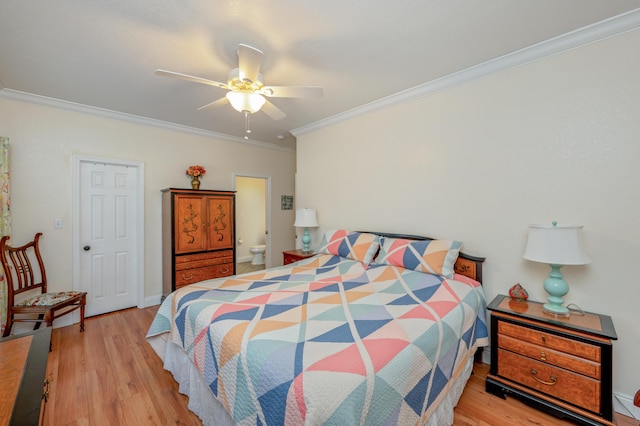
left=175, top=263, right=234, bottom=288
left=176, top=250, right=233, bottom=263
left=176, top=251, right=233, bottom=271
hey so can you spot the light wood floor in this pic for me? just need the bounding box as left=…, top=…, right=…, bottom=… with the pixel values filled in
left=42, top=306, right=638, bottom=426
left=236, top=261, right=266, bottom=274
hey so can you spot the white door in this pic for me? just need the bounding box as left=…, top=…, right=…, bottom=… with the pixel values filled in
left=79, top=161, right=139, bottom=316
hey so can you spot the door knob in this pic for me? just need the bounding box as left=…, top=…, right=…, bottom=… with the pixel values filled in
left=83, top=245, right=91, bottom=251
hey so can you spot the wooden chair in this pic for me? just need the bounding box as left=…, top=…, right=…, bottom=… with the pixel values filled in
left=1, top=232, right=86, bottom=337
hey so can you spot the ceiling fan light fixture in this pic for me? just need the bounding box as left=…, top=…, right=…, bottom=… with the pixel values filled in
left=226, top=90, right=266, bottom=114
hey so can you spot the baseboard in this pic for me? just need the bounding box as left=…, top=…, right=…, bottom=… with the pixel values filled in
left=481, top=347, right=491, bottom=365
left=614, top=393, right=640, bottom=420
left=143, top=295, right=163, bottom=308
left=237, top=255, right=252, bottom=263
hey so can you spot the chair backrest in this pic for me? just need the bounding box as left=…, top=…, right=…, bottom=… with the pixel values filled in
left=0, top=232, right=48, bottom=304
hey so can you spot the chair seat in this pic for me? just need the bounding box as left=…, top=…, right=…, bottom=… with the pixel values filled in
left=16, top=291, right=84, bottom=307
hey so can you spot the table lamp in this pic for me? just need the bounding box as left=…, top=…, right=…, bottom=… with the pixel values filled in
left=293, top=208, right=318, bottom=253
left=523, top=221, right=591, bottom=316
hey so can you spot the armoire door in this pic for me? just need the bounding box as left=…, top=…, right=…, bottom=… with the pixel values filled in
left=207, top=195, right=234, bottom=251
left=174, top=194, right=207, bottom=254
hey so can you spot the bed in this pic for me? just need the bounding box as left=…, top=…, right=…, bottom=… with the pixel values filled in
left=147, top=230, right=489, bottom=425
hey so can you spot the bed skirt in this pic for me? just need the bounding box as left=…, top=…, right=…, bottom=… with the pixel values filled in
left=147, top=333, right=478, bottom=426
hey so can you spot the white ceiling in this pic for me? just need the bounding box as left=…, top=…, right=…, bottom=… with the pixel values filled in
left=1, top=1, right=639, bottom=149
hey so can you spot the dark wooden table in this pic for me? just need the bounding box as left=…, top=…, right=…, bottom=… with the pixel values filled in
left=0, top=327, right=51, bottom=426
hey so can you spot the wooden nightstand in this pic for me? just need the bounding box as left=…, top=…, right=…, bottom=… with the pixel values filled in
left=486, top=294, right=617, bottom=426
left=282, top=249, right=316, bottom=265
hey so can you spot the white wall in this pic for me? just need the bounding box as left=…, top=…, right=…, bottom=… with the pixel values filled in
left=0, top=98, right=296, bottom=305
left=296, top=30, right=640, bottom=399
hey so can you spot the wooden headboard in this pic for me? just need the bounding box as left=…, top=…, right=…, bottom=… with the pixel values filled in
left=360, top=231, right=485, bottom=284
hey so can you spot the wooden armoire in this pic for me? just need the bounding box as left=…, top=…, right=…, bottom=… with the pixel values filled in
left=162, top=188, right=236, bottom=297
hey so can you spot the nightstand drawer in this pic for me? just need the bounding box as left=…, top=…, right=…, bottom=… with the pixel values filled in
left=498, top=334, right=601, bottom=379
left=498, top=321, right=600, bottom=362
left=497, top=349, right=601, bottom=413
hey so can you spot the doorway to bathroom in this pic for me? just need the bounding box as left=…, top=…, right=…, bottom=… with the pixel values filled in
left=234, top=174, right=271, bottom=273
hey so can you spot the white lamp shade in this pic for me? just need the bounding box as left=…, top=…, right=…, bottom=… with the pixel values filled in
left=523, top=224, right=591, bottom=265
left=293, top=208, right=318, bottom=227
left=226, top=91, right=266, bottom=113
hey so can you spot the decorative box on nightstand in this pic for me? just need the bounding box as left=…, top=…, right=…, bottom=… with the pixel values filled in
left=282, top=249, right=316, bottom=265
left=486, top=294, right=617, bottom=426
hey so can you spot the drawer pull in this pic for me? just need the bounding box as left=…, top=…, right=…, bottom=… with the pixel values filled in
left=540, top=351, right=547, bottom=361
left=530, top=369, right=557, bottom=386
left=541, top=335, right=546, bottom=344
left=220, top=267, right=230, bottom=274
left=182, top=273, right=194, bottom=281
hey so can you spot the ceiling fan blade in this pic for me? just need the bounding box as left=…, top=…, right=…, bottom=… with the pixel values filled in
left=237, top=44, right=263, bottom=85
left=261, top=99, right=286, bottom=120
left=261, top=85, right=323, bottom=98
left=155, top=69, right=229, bottom=90
left=197, top=97, right=229, bottom=111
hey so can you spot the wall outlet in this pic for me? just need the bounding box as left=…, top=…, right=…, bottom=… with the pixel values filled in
left=54, top=219, right=63, bottom=229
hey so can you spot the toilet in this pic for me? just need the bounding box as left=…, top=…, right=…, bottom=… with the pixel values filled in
left=249, top=244, right=266, bottom=265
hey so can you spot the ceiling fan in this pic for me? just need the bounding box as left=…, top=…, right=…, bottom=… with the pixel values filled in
left=156, top=44, right=323, bottom=136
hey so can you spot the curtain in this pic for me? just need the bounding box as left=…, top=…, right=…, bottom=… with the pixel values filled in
left=0, top=136, right=10, bottom=335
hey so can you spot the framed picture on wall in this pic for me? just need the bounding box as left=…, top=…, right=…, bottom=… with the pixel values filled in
left=281, top=195, right=293, bottom=210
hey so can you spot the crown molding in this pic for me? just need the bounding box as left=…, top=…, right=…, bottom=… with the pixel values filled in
left=0, top=88, right=294, bottom=152
left=292, top=8, right=640, bottom=137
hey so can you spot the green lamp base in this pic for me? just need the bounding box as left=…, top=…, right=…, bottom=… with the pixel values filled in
left=542, top=264, right=570, bottom=316
left=301, top=227, right=311, bottom=253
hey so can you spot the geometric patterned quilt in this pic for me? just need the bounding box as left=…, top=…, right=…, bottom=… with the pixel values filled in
left=147, top=254, right=488, bottom=425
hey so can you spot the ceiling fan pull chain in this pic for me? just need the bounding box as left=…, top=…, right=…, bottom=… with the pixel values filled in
left=244, top=110, right=251, bottom=139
